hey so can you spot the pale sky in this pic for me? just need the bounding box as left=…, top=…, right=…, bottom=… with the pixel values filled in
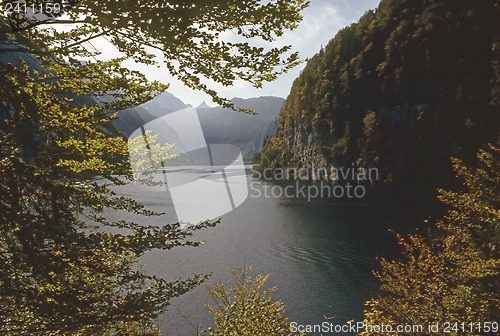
left=100, top=0, right=381, bottom=107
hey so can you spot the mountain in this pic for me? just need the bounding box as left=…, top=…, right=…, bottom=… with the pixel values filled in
left=196, top=96, right=284, bottom=161
left=197, top=101, right=210, bottom=109
left=109, top=91, right=188, bottom=137
left=256, top=0, right=499, bottom=192
left=0, top=38, right=45, bottom=72
left=113, top=94, right=284, bottom=162
left=142, top=91, right=191, bottom=114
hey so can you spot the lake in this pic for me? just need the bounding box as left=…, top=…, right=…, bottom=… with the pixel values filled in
left=106, top=168, right=400, bottom=335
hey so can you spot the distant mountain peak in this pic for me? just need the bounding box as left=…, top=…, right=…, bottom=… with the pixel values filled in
left=142, top=91, right=188, bottom=112
left=197, top=101, right=210, bottom=109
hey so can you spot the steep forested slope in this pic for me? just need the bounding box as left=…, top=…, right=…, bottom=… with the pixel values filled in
left=257, top=0, right=499, bottom=191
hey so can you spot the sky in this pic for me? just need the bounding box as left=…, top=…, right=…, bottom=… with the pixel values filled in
left=101, top=0, right=382, bottom=107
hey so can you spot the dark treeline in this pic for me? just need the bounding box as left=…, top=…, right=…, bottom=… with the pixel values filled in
left=256, top=0, right=499, bottom=204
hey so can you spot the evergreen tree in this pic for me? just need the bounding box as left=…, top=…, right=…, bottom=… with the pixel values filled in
left=257, top=0, right=499, bottom=190
left=360, top=144, right=500, bottom=336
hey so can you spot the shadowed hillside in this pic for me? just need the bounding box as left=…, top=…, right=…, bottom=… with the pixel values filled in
left=256, top=0, right=499, bottom=194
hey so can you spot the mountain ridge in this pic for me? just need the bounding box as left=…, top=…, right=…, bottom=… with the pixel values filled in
left=112, top=93, right=285, bottom=162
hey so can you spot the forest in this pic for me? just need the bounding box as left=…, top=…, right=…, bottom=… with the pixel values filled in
left=256, top=0, right=499, bottom=193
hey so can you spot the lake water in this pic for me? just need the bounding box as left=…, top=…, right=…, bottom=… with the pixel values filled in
left=107, top=168, right=400, bottom=335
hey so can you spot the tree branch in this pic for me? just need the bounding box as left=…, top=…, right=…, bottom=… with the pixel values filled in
left=47, top=28, right=114, bottom=55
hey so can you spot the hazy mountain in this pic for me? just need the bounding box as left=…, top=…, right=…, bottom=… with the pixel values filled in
left=142, top=91, right=191, bottom=115
left=0, top=40, right=283, bottom=163
left=112, top=92, right=192, bottom=136
left=196, top=96, right=284, bottom=161
left=197, top=101, right=210, bottom=109
left=113, top=93, right=284, bottom=162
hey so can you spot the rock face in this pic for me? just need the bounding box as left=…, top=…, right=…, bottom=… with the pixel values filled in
left=283, top=124, right=326, bottom=179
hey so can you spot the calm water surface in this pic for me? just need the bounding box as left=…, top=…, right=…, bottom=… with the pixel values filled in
left=107, top=169, right=398, bottom=335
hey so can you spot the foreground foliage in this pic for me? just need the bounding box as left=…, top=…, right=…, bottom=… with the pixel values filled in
left=0, top=0, right=307, bottom=334
left=204, top=266, right=301, bottom=336
left=0, top=61, right=218, bottom=335
left=2, top=0, right=308, bottom=110
left=360, top=144, right=500, bottom=335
